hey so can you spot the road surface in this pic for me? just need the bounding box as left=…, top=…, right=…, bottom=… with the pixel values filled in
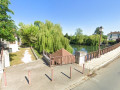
left=73, top=56, right=120, bottom=90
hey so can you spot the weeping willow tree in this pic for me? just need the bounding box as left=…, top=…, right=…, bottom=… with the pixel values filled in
left=19, top=20, right=73, bottom=53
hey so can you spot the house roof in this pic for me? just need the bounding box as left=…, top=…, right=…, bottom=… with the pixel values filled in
left=50, top=48, right=72, bottom=58
left=108, top=31, right=120, bottom=35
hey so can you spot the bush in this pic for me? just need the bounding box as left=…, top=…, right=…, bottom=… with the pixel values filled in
left=116, top=38, right=120, bottom=43
left=102, top=39, right=108, bottom=45
left=108, top=40, right=116, bottom=45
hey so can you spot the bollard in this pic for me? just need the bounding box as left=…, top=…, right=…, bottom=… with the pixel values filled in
left=85, top=56, right=87, bottom=62
left=28, top=70, right=31, bottom=85
left=4, top=72, right=7, bottom=86
left=82, top=64, right=85, bottom=74
left=51, top=69, right=53, bottom=81
left=70, top=66, right=72, bottom=79
left=50, top=56, right=51, bottom=67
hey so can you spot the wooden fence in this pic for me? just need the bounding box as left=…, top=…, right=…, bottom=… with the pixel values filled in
left=50, top=55, right=75, bottom=67
left=85, top=42, right=120, bottom=62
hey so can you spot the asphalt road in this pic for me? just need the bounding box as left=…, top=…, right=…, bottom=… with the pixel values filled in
left=72, top=56, right=120, bottom=90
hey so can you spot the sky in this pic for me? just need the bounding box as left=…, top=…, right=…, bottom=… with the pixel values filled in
left=9, top=0, right=120, bottom=35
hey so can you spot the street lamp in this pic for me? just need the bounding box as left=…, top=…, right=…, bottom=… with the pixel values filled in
left=98, top=26, right=103, bottom=58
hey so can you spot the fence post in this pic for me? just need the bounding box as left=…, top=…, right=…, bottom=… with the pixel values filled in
left=70, top=66, right=72, bottom=79
left=85, top=56, right=87, bottom=62
left=3, top=72, right=7, bottom=86
left=1, top=47, right=3, bottom=60
left=82, top=64, right=85, bottom=74
left=50, top=55, right=51, bottom=67
left=53, top=57, right=54, bottom=65
left=51, top=69, right=53, bottom=81
left=61, top=57, right=62, bottom=65
left=89, top=54, right=91, bottom=60
left=28, top=70, right=31, bottom=85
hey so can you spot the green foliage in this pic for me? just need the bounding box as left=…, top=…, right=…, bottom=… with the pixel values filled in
left=94, top=27, right=103, bottom=35
left=75, top=28, right=84, bottom=44
left=108, top=40, right=116, bottom=45
left=64, top=33, right=70, bottom=39
left=64, top=27, right=106, bottom=46
left=0, top=0, right=16, bottom=41
left=87, top=35, right=101, bottom=46
left=102, top=35, right=108, bottom=44
left=19, top=21, right=73, bottom=53
left=102, top=39, right=108, bottom=44
left=102, top=35, right=107, bottom=39
left=116, top=38, right=120, bottom=43
left=19, top=24, right=39, bottom=46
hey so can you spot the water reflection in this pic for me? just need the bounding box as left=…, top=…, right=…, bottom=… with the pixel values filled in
left=71, top=45, right=105, bottom=55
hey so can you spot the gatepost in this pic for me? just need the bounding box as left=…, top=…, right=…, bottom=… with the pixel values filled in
left=75, top=51, right=87, bottom=66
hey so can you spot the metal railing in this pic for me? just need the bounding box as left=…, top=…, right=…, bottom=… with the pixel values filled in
left=85, top=42, right=120, bottom=62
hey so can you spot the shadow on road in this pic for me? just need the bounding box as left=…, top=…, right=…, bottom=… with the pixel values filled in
left=45, top=74, right=52, bottom=81
left=25, top=76, right=29, bottom=84
left=74, top=68, right=83, bottom=74
left=61, top=72, right=70, bottom=79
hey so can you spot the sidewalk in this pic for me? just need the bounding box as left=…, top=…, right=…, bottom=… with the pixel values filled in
left=1, top=59, right=89, bottom=90
left=85, top=46, right=120, bottom=70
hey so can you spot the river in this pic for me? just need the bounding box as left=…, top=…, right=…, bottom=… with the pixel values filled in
left=71, top=44, right=106, bottom=55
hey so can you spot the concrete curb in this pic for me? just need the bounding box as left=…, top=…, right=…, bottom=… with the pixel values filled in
left=65, top=75, right=89, bottom=90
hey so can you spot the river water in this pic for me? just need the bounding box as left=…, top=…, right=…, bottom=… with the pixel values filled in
left=71, top=45, right=106, bottom=55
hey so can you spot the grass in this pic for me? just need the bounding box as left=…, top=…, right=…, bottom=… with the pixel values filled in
left=10, top=48, right=36, bottom=66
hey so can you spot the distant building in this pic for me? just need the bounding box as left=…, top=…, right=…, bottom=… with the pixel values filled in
left=107, top=31, right=120, bottom=41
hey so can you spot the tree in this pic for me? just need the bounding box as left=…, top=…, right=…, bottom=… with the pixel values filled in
left=94, top=27, right=103, bottom=35
left=19, top=24, right=39, bottom=46
left=19, top=21, right=73, bottom=53
left=83, top=35, right=89, bottom=45
left=75, top=28, right=84, bottom=44
left=0, top=0, right=16, bottom=41
left=64, top=33, right=70, bottom=40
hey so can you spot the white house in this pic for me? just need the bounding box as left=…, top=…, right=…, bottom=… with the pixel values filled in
left=9, top=36, right=19, bottom=52
left=107, top=31, right=120, bottom=41
left=0, top=35, right=21, bottom=53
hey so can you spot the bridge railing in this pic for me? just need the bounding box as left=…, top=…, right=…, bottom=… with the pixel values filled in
left=85, top=42, right=120, bottom=62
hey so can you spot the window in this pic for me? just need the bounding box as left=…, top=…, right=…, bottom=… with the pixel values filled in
left=118, top=34, right=120, bottom=38
left=110, top=34, right=112, bottom=38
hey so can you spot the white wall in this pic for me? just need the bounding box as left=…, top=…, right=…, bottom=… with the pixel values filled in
left=107, top=34, right=120, bottom=41
left=9, top=37, right=19, bottom=52
left=4, top=50, right=10, bottom=67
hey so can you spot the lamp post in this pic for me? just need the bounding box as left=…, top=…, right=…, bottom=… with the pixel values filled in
left=98, top=26, right=103, bottom=58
